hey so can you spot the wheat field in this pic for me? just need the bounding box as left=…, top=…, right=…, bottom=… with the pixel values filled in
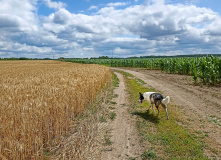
left=0, top=60, right=112, bottom=159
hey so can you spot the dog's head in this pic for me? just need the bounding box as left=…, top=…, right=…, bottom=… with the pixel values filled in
left=138, top=92, right=144, bottom=103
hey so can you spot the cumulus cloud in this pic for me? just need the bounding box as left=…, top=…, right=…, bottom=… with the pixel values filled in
left=0, top=0, right=221, bottom=58
left=43, top=0, right=66, bottom=9
left=96, top=0, right=221, bottom=56
left=0, top=0, right=68, bottom=58
left=52, top=8, right=72, bottom=24
left=0, top=0, right=38, bottom=32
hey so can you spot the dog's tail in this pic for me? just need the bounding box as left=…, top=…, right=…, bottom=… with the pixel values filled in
left=162, top=96, right=170, bottom=105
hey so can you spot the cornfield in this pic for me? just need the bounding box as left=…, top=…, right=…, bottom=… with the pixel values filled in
left=0, top=60, right=112, bottom=159
left=63, top=55, right=221, bottom=85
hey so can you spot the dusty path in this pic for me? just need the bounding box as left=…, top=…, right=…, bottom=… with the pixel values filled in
left=101, top=72, right=145, bottom=160
left=112, top=68, right=221, bottom=157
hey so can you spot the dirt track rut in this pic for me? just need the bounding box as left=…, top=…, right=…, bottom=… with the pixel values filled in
left=101, top=72, right=144, bottom=160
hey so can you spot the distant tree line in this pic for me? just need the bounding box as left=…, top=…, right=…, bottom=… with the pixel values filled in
left=137, top=54, right=221, bottom=59
left=0, top=57, right=54, bottom=60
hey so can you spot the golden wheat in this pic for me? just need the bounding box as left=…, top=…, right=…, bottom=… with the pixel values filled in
left=0, top=60, right=112, bottom=159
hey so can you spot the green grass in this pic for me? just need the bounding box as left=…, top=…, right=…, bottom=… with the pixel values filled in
left=114, top=70, right=135, bottom=78
left=113, top=72, right=120, bottom=87
left=207, top=115, right=221, bottom=127
left=99, top=116, right=107, bottom=123
left=136, top=78, right=146, bottom=85
left=118, top=70, right=209, bottom=160
left=110, top=112, right=116, bottom=120
left=141, top=150, right=157, bottom=160
left=104, top=136, right=112, bottom=145
left=107, top=100, right=117, bottom=105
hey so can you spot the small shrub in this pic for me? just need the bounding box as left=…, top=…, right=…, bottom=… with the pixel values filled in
left=141, top=150, right=157, bottom=159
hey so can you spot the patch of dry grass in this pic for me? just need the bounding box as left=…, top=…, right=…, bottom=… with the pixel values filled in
left=49, top=87, right=113, bottom=159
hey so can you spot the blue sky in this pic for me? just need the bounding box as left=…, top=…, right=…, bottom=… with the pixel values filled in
left=37, top=0, right=142, bottom=15
left=0, top=0, right=221, bottom=58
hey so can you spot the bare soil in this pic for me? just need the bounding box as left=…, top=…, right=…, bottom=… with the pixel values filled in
left=101, top=72, right=145, bottom=160
left=110, top=68, right=221, bottom=158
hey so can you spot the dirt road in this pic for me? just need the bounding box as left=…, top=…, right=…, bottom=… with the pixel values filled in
left=101, top=72, right=145, bottom=160
left=101, top=68, right=221, bottom=159
left=111, top=68, right=221, bottom=157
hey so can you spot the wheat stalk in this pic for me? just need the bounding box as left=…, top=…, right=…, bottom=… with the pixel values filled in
left=0, top=60, right=112, bottom=159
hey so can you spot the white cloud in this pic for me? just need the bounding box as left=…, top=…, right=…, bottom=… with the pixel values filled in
left=114, top=47, right=130, bottom=54
left=107, top=2, right=129, bottom=7
left=43, top=0, right=66, bottom=9
left=0, top=0, right=221, bottom=58
left=0, top=0, right=38, bottom=32
left=88, top=5, right=98, bottom=11
left=52, top=8, right=72, bottom=24
left=185, top=0, right=199, bottom=5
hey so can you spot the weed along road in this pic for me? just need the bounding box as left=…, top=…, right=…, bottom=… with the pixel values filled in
left=101, top=68, right=221, bottom=160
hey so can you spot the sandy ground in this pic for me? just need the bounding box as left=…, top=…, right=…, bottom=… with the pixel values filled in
left=111, top=68, right=221, bottom=158
left=101, top=72, right=145, bottom=160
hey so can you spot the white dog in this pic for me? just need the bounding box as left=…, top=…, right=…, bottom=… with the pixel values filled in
left=138, top=92, right=170, bottom=120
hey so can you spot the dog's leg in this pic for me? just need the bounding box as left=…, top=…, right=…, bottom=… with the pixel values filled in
left=164, top=106, right=169, bottom=120
left=147, top=105, right=152, bottom=112
left=156, top=105, right=160, bottom=116
left=162, top=103, right=169, bottom=120
left=152, top=103, right=156, bottom=115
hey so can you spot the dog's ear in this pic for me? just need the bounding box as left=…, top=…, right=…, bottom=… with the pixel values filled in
left=139, top=92, right=142, bottom=95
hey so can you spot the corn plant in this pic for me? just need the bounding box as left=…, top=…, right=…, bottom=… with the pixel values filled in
left=63, top=55, right=221, bottom=85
